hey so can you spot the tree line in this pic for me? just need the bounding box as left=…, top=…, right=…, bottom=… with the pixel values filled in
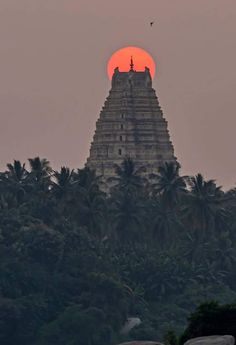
left=0, top=157, right=236, bottom=344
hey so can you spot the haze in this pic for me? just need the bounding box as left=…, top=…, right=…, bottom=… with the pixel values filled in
left=0, top=0, right=236, bottom=189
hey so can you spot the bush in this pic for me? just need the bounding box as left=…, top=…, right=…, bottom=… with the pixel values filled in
left=39, top=305, right=114, bottom=345
left=180, top=301, right=236, bottom=344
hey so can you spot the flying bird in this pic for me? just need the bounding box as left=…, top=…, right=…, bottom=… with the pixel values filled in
left=150, top=21, right=154, bottom=27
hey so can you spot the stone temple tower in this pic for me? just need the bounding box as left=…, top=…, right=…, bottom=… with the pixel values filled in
left=86, top=59, right=176, bottom=179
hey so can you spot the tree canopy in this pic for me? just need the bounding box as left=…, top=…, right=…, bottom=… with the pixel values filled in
left=0, top=157, right=236, bottom=344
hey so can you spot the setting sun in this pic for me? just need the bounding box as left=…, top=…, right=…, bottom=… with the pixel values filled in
left=107, top=46, right=156, bottom=80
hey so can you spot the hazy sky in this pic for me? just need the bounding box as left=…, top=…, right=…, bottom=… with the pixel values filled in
left=0, top=0, right=236, bottom=188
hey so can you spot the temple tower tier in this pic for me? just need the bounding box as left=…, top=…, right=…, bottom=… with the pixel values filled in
left=86, top=66, right=176, bottom=179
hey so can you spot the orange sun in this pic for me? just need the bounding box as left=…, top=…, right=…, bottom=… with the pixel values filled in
left=107, top=46, right=156, bottom=80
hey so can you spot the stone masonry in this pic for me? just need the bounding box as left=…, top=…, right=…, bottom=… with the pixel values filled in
left=86, top=61, right=176, bottom=179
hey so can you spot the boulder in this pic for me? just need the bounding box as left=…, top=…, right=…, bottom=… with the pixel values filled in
left=184, top=335, right=235, bottom=345
left=117, top=342, right=163, bottom=345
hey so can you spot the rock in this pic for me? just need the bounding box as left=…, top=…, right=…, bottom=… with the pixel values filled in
left=120, top=317, right=142, bottom=335
left=117, top=342, right=163, bottom=345
left=184, top=335, right=235, bottom=345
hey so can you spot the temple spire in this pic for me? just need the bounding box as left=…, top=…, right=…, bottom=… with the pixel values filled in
left=87, top=67, right=176, bottom=182
left=130, top=56, right=134, bottom=71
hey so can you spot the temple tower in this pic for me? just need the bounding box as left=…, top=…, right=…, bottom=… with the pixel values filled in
left=86, top=59, right=176, bottom=179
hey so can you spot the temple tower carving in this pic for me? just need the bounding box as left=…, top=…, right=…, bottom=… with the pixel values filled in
left=86, top=60, right=176, bottom=179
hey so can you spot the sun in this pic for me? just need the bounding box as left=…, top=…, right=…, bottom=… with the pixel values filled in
left=107, top=46, right=156, bottom=80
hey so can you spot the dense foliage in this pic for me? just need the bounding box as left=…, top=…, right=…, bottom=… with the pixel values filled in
left=0, top=157, right=236, bottom=344
left=180, top=301, right=236, bottom=343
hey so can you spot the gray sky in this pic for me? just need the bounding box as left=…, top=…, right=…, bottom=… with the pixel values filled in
left=0, top=0, right=236, bottom=188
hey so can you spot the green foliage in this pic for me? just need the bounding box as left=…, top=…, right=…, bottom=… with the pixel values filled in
left=39, top=305, right=114, bottom=345
left=0, top=298, right=20, bottom=345
left=129, top=321, right=159, bottom=341
left=164, top=330, right=178, bottom=345
left=180, top=301, right=236, bottom=343
left=0, top=157, right=236, bottom=344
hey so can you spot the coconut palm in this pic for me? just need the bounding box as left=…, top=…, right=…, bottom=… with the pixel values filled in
left=28, top=157, right=52, bottom=190
left=67, top=167, right=107, bottom=238
left=150, top=197, right=181, bottom=247
left=110, top=157, right=146, bottom=194
left=6, top=160, right=28, bottom=183
left=75, top=167, right=101, bottom=190
left=0, top=160, right=29, bottom=203
left=53, top=167, right=74, bottom=198
left=152, top=162, right=186, bottom=209
left=110, top=190, right=146, bottom=243
left=183, top=173, right=226, bottom=239
left=76, top=187, right=107, bottom=238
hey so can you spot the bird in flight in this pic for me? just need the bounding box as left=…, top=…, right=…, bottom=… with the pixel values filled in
left=150, top=21, right=154, bottom=27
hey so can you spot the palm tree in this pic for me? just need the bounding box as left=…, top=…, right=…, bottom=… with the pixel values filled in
left=150, top=197, right=181, bottom=247
left=110, top=157, right=146, bottom=194
left=68, top=167, right=107, bottom=238
left=53, top=167, right=74, bottom=198
left=152, top=162, right=186, bottom=209
left=28, top=157, right=52, bottom=190
left=183, top=173, right=226, bottom=240
left=75, top=167, right=100, bottom=190
left=110, top=190, right=146, bottom=243
left=0, top=160, right=29, bottom=203
left=76, top=187, right=107, bottom=238
left=6, top=160, right=28, bottom=183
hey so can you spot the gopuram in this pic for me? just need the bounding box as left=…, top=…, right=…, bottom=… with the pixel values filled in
left=86, top=58, right=176, bottom=180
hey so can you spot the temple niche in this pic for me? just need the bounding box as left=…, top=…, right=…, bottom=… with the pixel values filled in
left=86, top=59, right=176, bottom=180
